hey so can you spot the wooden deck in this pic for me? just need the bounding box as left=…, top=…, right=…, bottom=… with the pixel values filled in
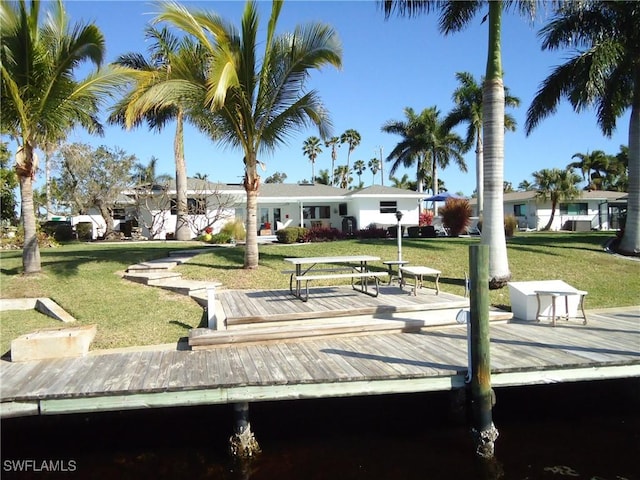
left=1, top=305, right=638, bottom=418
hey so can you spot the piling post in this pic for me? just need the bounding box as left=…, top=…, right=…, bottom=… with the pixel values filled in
left=229, top=402, right=261, bottom=458
left=468, top=245, right=498, bottom=458
left=207, top=286, right=217, bottom=330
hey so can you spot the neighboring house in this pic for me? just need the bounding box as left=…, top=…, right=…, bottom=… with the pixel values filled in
left=73, top=181, right=425, bottom=240
left=470, top=190, right=627, bottom=231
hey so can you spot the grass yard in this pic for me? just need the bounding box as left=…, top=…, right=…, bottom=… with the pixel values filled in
left=0, top=231, right=637, bottom=353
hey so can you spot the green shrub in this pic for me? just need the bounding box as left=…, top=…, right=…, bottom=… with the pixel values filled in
left=440, top=198, right=472, bottom=237
left=210, top=232, right=232, bottom=244
left=276, top=227, right=307, bottom=244
left=76, top=222, right=93, bottom=241
left=220, top=219, right=246, bottom=241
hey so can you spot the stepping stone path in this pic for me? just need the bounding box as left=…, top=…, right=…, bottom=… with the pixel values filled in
left=124, top=250, right=222, bottom=307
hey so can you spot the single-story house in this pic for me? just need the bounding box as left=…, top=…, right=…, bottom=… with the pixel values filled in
left=71, top=180, right=426, bottom=240
left=470, top=190, right=627, bottom=231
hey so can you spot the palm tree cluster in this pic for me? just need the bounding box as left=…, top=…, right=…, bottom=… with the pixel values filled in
left=568, top=148, right=628, bottom=192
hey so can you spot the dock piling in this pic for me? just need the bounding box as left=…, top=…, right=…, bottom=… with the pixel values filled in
left=229, top=402, right=261, bottom=458
left=468, top=245, right=498, bottom=458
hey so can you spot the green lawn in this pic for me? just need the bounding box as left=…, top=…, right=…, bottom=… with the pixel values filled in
left=1, top=232, right=637, bottom=354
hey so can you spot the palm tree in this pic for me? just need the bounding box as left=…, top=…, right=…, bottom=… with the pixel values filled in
left=368, top=157, right=381, bottom=185
left=302, top=136, right=323, bottom=184
left=339, top=129, right=361, bottom=187
left=1, top=0, right=131, bottom=273
left=517, top=179, right=534, bottom=191
left=110, top=26, right=210, bottom=241
left=324, top=136, right=340, bottom=186
left=384, top=106, right=466, bottom=215
left=334, top=165, right=352, bottom=189
left=132, top=156, right=172, bottom=186
left=383, top=1, right=538, bottom=288
left=567, top=150, right=610, bottom=191
left=390, top=174, right=416, bottom=190
left=532, top=168, right=581, bottom=231
left=194, top=172, right=209, bottom=180
left=315, top=169, right=331, bottom=185
left=525, top=1, right=639, bottom=255
left=157, top=1, right=342, bottom=268
left=353, top=159, right=366, bottom=185
left=444, top=71, right=520, bottom=216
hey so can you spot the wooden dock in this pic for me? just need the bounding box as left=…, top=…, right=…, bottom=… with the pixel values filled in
left=1, top=291, right=638, bottom=418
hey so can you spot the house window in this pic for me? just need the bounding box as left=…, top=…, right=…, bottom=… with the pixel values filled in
left=111, top=208, right=126, bottom=220
left=170, top=198, right=207, bottom=215
left=513, top=204, right=526, bottom=216
left=380, top=201, right=397, bottom=214
left=560, top=202, right=588, bottom=215
left=303, top=205, right=331, bottom=219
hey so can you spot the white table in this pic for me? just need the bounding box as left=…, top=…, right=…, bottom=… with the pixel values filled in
left=284, top=255, right=385, bottom=302
left=399, top=266, right=441, bottom=296
left=534, top=289, right=588, bottom=326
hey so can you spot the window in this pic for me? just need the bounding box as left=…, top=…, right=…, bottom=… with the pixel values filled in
left=560, top=202, right=588, bottom=215
left=303, top=205, right=331, bottom=219
left=338, top=203, right=347, bottom=216
left=170, top=198, right=207, bottom=215
left=513, top=204, right=526, bottom=217
left=380, top=201, right=397, bottom=214
left=111, top=208, right=126, bottom=220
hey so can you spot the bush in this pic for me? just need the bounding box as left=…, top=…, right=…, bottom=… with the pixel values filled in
left=302, top=226, right=343, bottom=242
left=41, top=221, right=74, bottom=242
left=276, top=227, right=307, bottom=244
left=220, top=219, right=246, bottom=241
left=407, top=226, right=420, bottom=238
left=504, top=214, right=517, bottom=238
left=209, top=232, right=232, bottom=244
left=358, top=226, right=388, bottom=239
left=76, top=222, right=93, bottom=241
left=419, top=210, right=434, bottom=226
left=440, top=198, right=472, bottom=237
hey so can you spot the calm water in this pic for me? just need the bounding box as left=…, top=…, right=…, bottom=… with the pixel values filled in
left=2, top=378, right=638, bottom=480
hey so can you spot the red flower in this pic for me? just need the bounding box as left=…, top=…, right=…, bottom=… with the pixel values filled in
left=205, top=227, right=213, bottom=234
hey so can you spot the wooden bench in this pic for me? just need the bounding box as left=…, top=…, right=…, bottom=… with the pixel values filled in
left=283, top=267, right=354, bottom=292
left=293, top=271, right=388, bottom=302
left=399, top=266, right=441, bottom=296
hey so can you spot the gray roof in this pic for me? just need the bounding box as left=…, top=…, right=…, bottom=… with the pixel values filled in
left=346, top=185, right=425, bottom=198
left=259, top=183, right=348, bottom=198
left=468, top=190, right=628, bottom=204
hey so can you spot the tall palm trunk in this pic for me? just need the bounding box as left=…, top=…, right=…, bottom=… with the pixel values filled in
left=481, top=1, right=511, bottom=288
left=619, top=79, right=639, bottom=254
left=543, top=199, right=557, bottom=231
left=244, top=151, right=260, bottom=269
left=174, top=110, right=190, bottom=241
left=19, top=174, right=41, bottom=274
left=432, top=150, right=439, bottom=216
left=475, top=131, right=484, bottom=217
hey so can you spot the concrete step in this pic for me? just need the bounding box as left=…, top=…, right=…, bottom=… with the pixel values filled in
left=123, top=272, right=183, bottom=286
left=157, top=280, right=222, bottom=297
left=189, top=307, right=512, bottom=348
left=126, top=259, right=179, bottom=273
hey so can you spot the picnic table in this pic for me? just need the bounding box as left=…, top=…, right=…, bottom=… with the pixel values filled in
left=284, top=255, right=387, bottom=302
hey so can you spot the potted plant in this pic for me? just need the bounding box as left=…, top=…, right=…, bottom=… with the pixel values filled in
left=419, top=210, right=436, bottom=237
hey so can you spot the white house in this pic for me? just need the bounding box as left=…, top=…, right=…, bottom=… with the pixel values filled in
left=470, top=190, right=628, bottom=231
left=74, top=181, right=426, bottom=240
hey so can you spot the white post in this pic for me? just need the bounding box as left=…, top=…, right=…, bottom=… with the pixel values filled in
left=395, top=211, right=403, bottom=262
left=207, top=286, right=219, bottom=330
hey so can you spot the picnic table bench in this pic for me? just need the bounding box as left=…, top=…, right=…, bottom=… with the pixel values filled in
left=284, top=255, right=387, bottom=302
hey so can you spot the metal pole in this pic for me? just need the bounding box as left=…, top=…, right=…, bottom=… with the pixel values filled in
left=397, top=220, right=402, bottom=262
left=469, top=244, right=498, bottom=458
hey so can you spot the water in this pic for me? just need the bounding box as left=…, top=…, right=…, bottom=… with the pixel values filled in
left=2, top=378, right=638, bottom=480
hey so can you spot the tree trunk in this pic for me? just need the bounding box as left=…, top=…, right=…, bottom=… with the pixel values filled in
left=19, top=174, right=41, bottom=274
left=542, top=200, right=556, bottom=231
left=619, top=82, right=639, bottom=254
left=244, top=152, right=260, bottom=269
left=476, top=131, right=484, bottom=217
left=96, top=200, right=115, bottom=239
left=432, top=152, right=439, bottom=216
left=174, top=111, right=191, bottom=241
left=481, top=2, right=511, bottom=289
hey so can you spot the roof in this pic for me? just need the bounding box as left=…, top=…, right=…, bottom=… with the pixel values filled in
left=346, top=185, right=425, bottom=198
left=468, top=190, right=628, bottom=204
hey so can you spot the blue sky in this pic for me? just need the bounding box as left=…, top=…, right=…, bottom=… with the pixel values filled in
left=46, top=0, right=630, bottom=196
